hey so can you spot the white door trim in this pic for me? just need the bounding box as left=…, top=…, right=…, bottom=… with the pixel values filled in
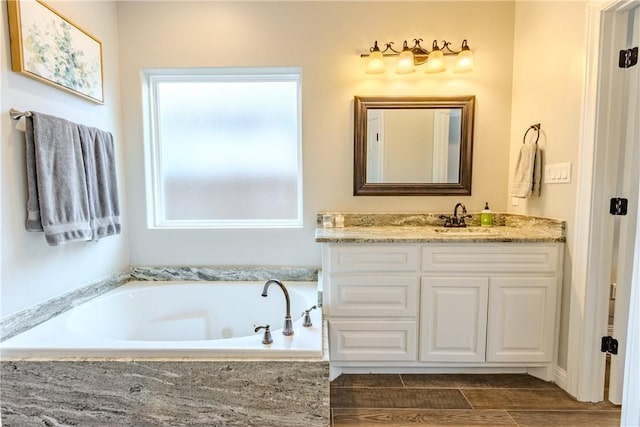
left=622, top=177, right=640, bottom=426
left=621, top=6, right=640, bottom=422
left=567, top=0, right=612, bottom=401
left=568, top=0, right=639, bottom=402
left=431, top=111, right=450, bottom=182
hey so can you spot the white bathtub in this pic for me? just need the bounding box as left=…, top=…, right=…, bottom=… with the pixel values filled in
left=0, top=281, right=323, bottom=358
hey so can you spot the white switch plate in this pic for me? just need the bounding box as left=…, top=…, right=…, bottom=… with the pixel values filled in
left=544, top=162, right=572, bottom=184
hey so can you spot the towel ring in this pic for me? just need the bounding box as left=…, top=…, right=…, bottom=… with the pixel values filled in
left=523, top=123, right=541, bottom=144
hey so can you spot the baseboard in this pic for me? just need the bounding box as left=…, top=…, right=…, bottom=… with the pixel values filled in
left=554, top=366, right=569, bottom=392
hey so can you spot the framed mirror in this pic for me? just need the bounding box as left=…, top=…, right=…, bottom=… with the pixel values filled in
left=354, top=95, right=475, bottom=195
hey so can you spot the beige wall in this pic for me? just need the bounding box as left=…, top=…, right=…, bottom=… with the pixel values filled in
left=0, top=1, right=128, bottom=316
left=509, top=1, right=589, bottom=370
left=117, top=1, right=515, bottom=267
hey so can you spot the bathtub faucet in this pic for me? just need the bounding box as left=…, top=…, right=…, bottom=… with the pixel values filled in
left=261, top=279, right=294, bottom=336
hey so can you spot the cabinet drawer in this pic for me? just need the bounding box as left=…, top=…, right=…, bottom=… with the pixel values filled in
left=329, top=320, right=417, bottom=361
left=330, top=245, right=418, bottom=272
left=422, top=244, right=560, bottom=273
left=331, top=276, right=418, bottom=317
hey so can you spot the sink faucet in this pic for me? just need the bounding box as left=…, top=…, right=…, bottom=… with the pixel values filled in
left=440, top=202, right=472, bottom=227
left=261, top=279, right=294, bottom=336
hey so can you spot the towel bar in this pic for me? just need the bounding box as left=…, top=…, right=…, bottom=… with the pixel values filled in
left=9, top=108, right=32, bottom=120
left=523, top=123, right=541, bottom=144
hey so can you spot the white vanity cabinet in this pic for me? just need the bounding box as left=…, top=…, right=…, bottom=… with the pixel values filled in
left=323, top=242, right=563, bottom=377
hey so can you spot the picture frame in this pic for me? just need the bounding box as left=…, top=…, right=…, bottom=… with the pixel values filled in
left=6, top=0, right=104, bottom=104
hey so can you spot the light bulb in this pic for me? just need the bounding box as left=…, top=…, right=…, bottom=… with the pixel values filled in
left=366, top=49, right=385, bottom=74
left=395, top=42, right=415, bottom=74
left=425, top=49, right=445, bottom=73
left=455, top=40, right=474, bottom=72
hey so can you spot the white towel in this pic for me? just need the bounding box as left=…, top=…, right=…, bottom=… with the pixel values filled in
left=510, top=139, right=542, bottom=198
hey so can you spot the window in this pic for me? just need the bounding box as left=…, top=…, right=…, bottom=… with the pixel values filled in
left=144, top=68, right=302, bottom=228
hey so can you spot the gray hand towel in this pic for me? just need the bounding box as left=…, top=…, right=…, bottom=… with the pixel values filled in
left=25, top=112, right=93, bottom=245
left=77, top=125, right=121, bottom=240
left=510, top=139, right=542, bottom=198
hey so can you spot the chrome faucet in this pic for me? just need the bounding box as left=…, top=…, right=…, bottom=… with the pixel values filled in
left=261, top=279, right=294, bottom=336
left=454, top=203, right=467, bottom=220
left=440, top=202, right=472, bottom=227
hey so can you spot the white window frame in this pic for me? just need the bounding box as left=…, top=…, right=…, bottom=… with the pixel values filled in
left=142, top=67, right=303, bottom=229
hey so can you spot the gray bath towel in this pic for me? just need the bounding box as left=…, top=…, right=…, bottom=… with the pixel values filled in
left=510, top=139, right=542, bottom=198
left=25, top=112, right=121, bottom=245
left=25, top=112, right=93, bottom=245
left=78, top=125, right=121, bottom=240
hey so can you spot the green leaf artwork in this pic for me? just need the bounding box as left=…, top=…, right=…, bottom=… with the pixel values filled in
left=23, top=18, right=101, bottom=100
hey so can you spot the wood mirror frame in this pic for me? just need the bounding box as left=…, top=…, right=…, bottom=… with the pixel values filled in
left=353, top=95, right=475, bottom=196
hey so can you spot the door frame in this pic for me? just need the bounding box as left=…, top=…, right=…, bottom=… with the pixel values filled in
left=568, top=0, right=639, bottom=405
left=366, top=110, right=385, bottom=183
left=622, top=181, right=640, bottom=426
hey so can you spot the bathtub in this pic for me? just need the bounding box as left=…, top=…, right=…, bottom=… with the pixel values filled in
left=0, top=281, right=323, bottom=358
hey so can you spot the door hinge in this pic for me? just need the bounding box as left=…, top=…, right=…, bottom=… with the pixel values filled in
left=609, top=198, right=628, bottom=215
left=601, top=336, right=619, bottom=355
left=619, top=47, right=639, bottom=68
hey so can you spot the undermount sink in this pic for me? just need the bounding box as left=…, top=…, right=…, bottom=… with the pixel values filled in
left=434, top=227, right=495, bottom=235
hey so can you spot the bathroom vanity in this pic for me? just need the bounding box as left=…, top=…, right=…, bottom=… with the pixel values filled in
left=316, top=212, right=566, bottom=381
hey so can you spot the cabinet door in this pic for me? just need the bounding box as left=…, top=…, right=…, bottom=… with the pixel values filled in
left=329, top=320, right=417, bottom=361
left=487, top=277, right=557, bottom=362
left=420, top=277, right=489, bottom=362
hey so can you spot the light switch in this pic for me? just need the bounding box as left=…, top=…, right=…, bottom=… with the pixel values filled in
left=544, top=165, right=555, bottom=183
left=544, top=162, right=572, bottom=184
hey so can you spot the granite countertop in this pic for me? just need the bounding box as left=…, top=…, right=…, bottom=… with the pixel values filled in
left=314, top=212, right=566, bottom=244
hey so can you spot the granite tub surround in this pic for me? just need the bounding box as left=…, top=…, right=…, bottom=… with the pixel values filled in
left=315, top=212, right=565, bottom=243
left=1, top=360, right=330, bottom=426
left=0, top=271, right=131, bottom=342
left=131, top=265, right=319, bottom=282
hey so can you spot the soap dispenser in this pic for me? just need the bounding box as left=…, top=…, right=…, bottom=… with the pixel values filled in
left=481, top=202, right=493, bottom=227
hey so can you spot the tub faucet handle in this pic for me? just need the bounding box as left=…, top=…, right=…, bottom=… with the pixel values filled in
left=254, top=324, right=273, bottom=345
left=302, top=305, right=317, bottom=327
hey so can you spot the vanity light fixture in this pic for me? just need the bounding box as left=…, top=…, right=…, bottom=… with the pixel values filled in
left=362, top=38, right=474, bottom=74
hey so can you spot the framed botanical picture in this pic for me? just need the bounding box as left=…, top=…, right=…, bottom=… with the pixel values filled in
left=6, top=0, right=104, bottom=104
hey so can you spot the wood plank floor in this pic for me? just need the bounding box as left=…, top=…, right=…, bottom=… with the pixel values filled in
left=330, top=374, right=621, bottom=426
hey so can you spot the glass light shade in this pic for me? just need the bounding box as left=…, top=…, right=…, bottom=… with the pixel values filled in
left=396, top=50, right=416, bottom=74
left=455, top=49, right=474, bottom=72
left=366, top=50, right=385, bottom=74
left=424, top=49, right=445, bottom=73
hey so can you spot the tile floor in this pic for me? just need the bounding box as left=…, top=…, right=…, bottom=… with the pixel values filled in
left=330, top=374, right=621, bottom=426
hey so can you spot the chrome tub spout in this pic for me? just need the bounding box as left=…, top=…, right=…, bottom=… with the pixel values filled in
left=261, top=279, right=294, bottom=336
